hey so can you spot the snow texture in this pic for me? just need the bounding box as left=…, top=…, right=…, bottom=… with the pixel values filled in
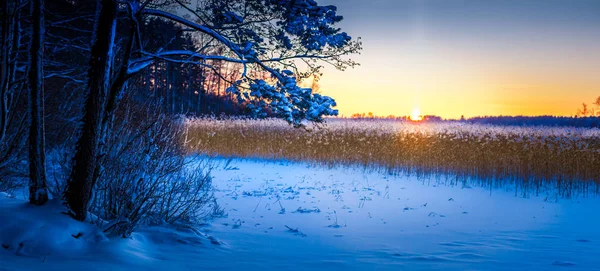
left=2, top=158, right=600, bottom=270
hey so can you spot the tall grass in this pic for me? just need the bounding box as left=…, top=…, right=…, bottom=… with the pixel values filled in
left=184, top=118, right=600, bottom=198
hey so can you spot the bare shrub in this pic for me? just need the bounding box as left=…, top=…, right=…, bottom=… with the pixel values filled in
left=93, top=157, right=217, bottom=237
left=46, top=147, right=73, bottom=197
left=83, top=97, right=218, bottom=237
left=0, top=116, right=27, bottom=193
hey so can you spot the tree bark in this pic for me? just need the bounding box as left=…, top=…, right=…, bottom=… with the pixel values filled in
left=170, top=63, right=175, bottom=114
left=0, top=0, right=12, bottom=142
left=65, top=0, right=117, bottom=221
left=28, top=0, right=49, bottom=205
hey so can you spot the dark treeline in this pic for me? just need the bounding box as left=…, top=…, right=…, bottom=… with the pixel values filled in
left=345, top=114, right=600, bottom=128
left=1, top=0, right=251, bottom=207
left=131, top=17, right=249, bottom=117
left=465, top=116, right=600, bottom=128
left=30, top=0, right=259, bottom=149
left=44, top=0, right=249, bottom=128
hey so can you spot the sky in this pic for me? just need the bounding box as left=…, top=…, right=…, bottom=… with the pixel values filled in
left=316, top=0, right=600, bottom=118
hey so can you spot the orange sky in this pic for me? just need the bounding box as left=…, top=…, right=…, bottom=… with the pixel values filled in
left=317, top=0, right=600, bottom=119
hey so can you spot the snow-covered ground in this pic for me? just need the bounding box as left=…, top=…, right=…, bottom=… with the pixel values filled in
left=2, top=158, right=600, bottom=270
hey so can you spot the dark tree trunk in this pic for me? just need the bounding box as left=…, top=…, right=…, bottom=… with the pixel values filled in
left=144, top=69, right=150, bottom=96
left=28, top=0, right=49, bottom=205
left=65, top=0, right=117, bottom=221
left=8, top=0, right=20, bottom=116
left=197, top=82, right=201, bottom=114
left=216, top=71, right=221, bottom=114
left=168, top=63, right=175, bottom=114
left=171, top=65, right=176, bottom=114
left=10, top=1, right=19, bottom=86
left=186, top=65, right=191, bottom=113
left=0, top=0, right=12, bottom=142
left=152, top=64, right=157, bottom=98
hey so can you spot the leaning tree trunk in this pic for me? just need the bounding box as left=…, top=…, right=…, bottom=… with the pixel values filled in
left=65, top=0, right=117, bottom=221
left=28, top=0, right=49, bottom=205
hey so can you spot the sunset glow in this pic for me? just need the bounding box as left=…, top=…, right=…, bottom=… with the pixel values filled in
left=3, top=0, right=600, bottom=270
left=410, top=107, right=422, bottom=121
left=319, top=0, right=600, bottom=119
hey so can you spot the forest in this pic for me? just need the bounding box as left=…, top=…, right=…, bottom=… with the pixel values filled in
left=1, top=0, right=359, bottom=230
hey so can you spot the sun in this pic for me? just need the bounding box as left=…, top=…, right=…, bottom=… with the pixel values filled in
left=410, top=107, right=422, bottom=121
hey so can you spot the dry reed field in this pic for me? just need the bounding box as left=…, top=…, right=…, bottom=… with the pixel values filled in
left=183, top=118, right=600, bottom=197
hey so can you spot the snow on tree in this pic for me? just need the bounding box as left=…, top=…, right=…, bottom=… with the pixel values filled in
left=65, top=0, right=361, bottom=221
left=137, top=0, right=361, bottom=125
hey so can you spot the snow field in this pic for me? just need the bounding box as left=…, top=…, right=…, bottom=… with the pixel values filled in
left=2, top=158, right=600, bottom=270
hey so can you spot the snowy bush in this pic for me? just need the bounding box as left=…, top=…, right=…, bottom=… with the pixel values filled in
left=92, top=157, right=217, bottom=237
left=42, top=97, right=215, bottom=237
left=86, top=97, right=218, bottom=237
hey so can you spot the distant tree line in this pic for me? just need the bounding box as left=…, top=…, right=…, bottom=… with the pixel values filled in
left=466, top=96, right=600, bottom=128
left=465, top=116, right=600, bottom=128
left=348, top=113, right=442, bottom=122
left=347, top=95, right=600, bottom=128
left=346, top=113, right=600, bottom=128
